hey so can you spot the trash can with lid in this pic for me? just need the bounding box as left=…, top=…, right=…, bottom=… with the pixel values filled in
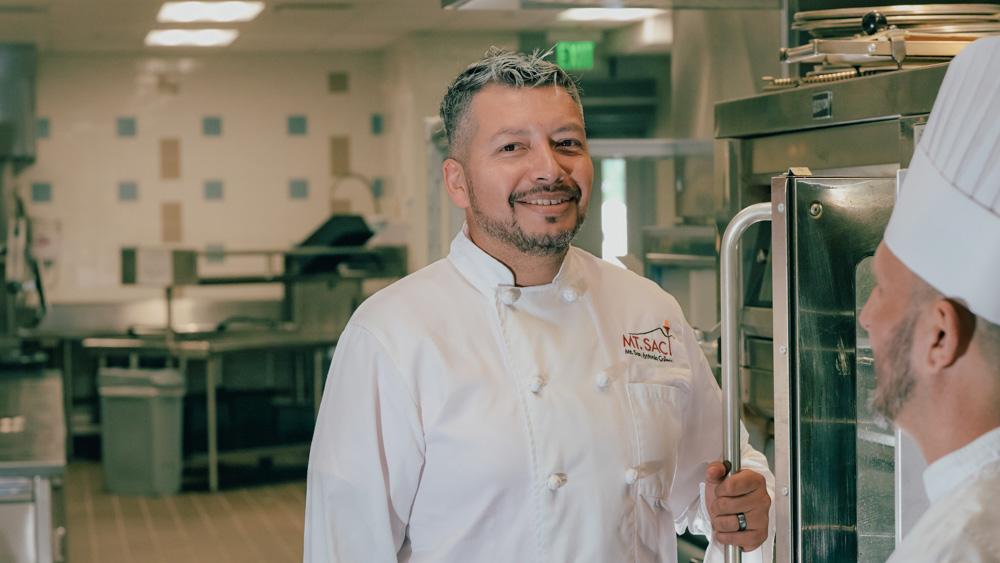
left=98, top=367, right=185, bottom=495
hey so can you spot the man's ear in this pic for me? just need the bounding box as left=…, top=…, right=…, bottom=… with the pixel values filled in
left=443, top=158, right=470, bottom=209
left=923, top=298, right=975, bottom=373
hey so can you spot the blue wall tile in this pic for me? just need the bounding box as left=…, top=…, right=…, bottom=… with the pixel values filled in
left=37, top=118, right=50, bottom=139
left=204, top=180, right=224, bottom=200
left=203, top=116, right=222, bottom=136
left=371, top=114, right=383, bottom=135
left=289, top=179, right=308, bottom=199
left=118, top=182, right=138, bottom=201
left=117, top=117, right=136, bottom=137
left=288, top=115, right=307, bottom=136
left=371, top=177, right=384, bottom=199
left=32, top=183, right=52, bottom=203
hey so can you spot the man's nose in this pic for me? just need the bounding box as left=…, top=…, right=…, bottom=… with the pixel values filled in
left=532, top=145, right=565, bottom=184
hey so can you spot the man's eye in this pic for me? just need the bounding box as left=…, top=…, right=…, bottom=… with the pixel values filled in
left=500, top=144, right=517, bottom=152
left=557, top=139, right=580, bottom=147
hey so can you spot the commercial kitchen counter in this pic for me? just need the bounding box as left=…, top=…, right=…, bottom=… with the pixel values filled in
left=82, top=329, right=336, bottom=492
left=1, top=364, right=66, bottom=475
left=0, top=363, right=68, bottom=563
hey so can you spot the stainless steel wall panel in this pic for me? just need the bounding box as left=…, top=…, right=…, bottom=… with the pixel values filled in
left=672, top=8, right=782, bottom=222
left=749, top=120, right=901, bottom=177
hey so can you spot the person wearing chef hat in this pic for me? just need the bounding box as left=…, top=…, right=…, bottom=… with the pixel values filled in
left=859, top=35, right=1000, bottom=562
left=304, top=47, right=774, bottom=562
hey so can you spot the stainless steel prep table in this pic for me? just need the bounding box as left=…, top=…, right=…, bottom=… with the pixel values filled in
left=0, top=366, right=68, bottom=563
left=82, top=330, right=336, bottom=492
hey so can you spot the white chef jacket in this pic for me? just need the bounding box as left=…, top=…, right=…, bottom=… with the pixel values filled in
left=305, top=228, right=775, bottom=563
left=888, top=426, right=1000, bottom=563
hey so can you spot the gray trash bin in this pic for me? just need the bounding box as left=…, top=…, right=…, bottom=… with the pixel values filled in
left=98, top=367, right=185, bottom=495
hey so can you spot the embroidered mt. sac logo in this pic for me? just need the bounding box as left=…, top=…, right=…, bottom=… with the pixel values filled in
left=622, top=320, right=675, bottom=362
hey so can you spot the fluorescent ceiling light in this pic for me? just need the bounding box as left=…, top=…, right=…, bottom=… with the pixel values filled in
left=145, top=29, right=239, bottom=47
left=158, top=1, right=265, bottom=23
left=558, top=8, right=666, bottom=23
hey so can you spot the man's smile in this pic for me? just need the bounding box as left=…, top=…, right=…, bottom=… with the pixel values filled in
left=517, top=196, right=574, bottom=206
left=510, top=186, right=581, bottom=208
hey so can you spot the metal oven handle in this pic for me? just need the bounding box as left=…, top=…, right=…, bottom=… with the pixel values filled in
left=720, top=202, right=773, bottom=563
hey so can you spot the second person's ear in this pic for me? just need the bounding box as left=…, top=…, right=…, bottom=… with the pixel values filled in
left=924, top=299, right=975, bottom=373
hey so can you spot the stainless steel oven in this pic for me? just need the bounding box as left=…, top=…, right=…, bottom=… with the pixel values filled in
left=770, top=172, right=919, bottom=562
left=715, top=63, right=947, bottom=562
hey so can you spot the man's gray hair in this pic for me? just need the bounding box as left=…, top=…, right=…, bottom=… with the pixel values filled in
left=439, top=46, right=583, bottom=159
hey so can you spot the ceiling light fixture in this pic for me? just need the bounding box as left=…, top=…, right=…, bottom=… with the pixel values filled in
left=157, top=1, right=265, bottom=23
left=145, top=29, right=240, bottom=47
left=558, top=8, right=666, bottom=23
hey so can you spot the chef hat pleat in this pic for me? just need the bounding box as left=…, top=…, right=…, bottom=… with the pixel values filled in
left=884, top=36, right=1000, bottom=325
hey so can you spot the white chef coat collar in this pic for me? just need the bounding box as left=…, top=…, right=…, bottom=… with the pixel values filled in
left=922, top=425, right=1000, bottom=504
left=447, top=223, right=585, bottom=297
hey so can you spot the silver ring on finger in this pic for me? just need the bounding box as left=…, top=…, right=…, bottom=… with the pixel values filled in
left=737, top=512, right=747, bottom=532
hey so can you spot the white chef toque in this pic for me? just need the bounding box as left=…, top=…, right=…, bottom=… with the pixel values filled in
left=884, top=35, right=1000, bottom=325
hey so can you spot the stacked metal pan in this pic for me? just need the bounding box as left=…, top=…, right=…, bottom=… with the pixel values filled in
left=764, top=4, right=1000, bottom=89
left=792, top=3, right=1000, bottom=38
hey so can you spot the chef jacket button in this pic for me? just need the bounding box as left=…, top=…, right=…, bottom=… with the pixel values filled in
left=595, top=372, right=611, bottom=389
left=561, top=289, right=578, bottom=303
left=624, top=468, right=639, bottom=485
left=547, top=473, right=567, bottom=491
left=500, top=288, right=520, bottom=305
left=528, top=376, right=546, bottom=394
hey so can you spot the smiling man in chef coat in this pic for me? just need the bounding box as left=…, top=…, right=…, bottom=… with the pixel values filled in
left=859, top=36, right=1000, bottom=562
left=304, top=47, right=774, bottom=563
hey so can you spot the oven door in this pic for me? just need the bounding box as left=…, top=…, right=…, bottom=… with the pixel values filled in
left=770, top=173, right=930, bottom=562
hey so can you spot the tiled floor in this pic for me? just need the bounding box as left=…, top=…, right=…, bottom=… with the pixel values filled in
left=65, top=461, right=307, bottom=563
left=64, top=460, right=709, bottom=563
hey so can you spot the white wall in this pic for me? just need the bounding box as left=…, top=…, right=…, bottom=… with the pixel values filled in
left=384, top=32, right=518, bottom=269
left=23, top=52, right=388, bottom=303
left=19, top=33, right=592, bottom=305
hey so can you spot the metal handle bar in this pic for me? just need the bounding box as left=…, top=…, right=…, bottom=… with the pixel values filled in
left=720, top=202, right=773, bottom=563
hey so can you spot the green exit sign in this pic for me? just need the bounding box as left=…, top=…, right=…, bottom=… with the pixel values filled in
left=556, top=41, right=595, bottom=70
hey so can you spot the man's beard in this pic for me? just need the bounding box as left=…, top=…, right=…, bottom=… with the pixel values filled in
left=870, top=309, right=919, bottom=423
left=468, top=180, right=587, bottom=258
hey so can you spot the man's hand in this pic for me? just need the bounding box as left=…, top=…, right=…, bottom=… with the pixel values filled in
left=704, top=461, right=770, bottom=551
